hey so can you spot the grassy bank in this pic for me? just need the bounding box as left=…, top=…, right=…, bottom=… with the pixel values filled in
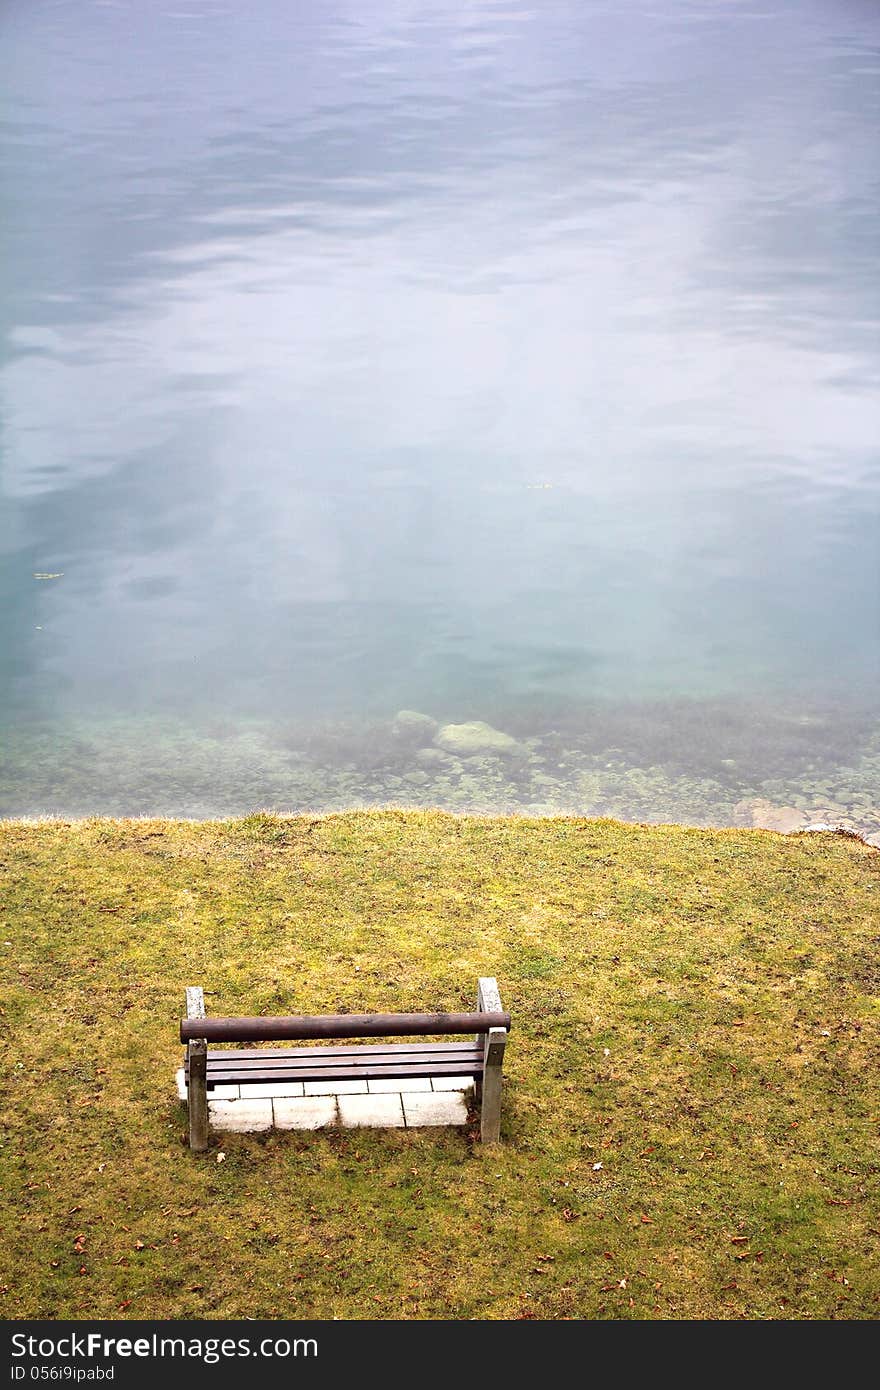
left=1, top=810, right=878, bottom=1320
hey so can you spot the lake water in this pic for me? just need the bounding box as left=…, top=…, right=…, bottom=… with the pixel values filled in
left=1, top=0, right=879, bottom=836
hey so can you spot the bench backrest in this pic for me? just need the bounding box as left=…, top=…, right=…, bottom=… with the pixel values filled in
left=181, top=1009, right=511, bottom=1044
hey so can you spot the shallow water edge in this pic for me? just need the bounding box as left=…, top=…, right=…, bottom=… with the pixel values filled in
left=3, top=694, right=879, bottom=845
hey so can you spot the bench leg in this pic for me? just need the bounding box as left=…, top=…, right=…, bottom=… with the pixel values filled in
left=188, top=1039, right=208, bottom=1152
left=480, top=1026, right=506, bottom=1144
left=477, top=977, right=506, bottom=1143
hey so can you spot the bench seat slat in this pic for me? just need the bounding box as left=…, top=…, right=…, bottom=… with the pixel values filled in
left=200, top=1059, right=483, bottom=1079
left=200, top=1044, right=480, bottom=1067
left=200, top=1061, right=483, bottom=1087
left=195, top=1040, right=483, bottom=1061
left=199, top=1062, right=482, bottom=1082
left=195, top=1057, right=483, bottom=1077
left=184, top=1040, right=484, bottom=1089
left=201, top=1058, right=482, bottom=1080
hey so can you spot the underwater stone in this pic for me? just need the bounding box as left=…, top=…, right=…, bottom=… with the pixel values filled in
left=462, top=754, right=502, bottom=771
left=434, top=720, right=521, bottom=757
left=734, top=798, right=808, bottom=833
left=415, top=747, right=451, bottom=767
left=392, top=710, right=438, bottom=745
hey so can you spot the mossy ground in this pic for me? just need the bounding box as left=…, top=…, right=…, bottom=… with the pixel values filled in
left=1, top=810, right=879, bottom=1320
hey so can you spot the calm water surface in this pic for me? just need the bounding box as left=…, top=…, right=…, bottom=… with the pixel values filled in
left=1, top=0, right=879, bottom=833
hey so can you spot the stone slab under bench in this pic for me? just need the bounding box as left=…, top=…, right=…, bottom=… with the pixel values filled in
left=177, top=1069, right=473, bottom=1132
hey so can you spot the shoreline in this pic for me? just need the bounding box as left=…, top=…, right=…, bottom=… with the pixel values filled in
left=2, top=805, right=879, bottom=849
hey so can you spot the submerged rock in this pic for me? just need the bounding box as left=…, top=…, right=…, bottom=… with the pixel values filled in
left=401, top=769, right=429, bottom=786
left=734, top=798, right=808, bottom=833
left=415, top=747, right=451, bottom=767
left=392, top=710, right=439, bottom=746
left=434, top=720, right=522, bottom=757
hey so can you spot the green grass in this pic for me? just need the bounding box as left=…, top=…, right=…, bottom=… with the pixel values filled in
left=1, top=810, right=878, bottom=1320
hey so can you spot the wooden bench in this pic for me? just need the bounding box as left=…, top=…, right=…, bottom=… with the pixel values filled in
left=180, top=978, right=510, bottom=1152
